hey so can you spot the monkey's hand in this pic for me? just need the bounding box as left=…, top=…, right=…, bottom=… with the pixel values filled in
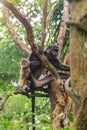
left=25, top=80, right=31, bottom=87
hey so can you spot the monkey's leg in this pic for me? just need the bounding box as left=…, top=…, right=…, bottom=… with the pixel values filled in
left=30, top=73, right=70, bottom=88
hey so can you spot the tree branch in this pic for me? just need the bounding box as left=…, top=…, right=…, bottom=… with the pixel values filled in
left=66, top=20, right=87, bottom=32
left=41, top=0, right=48, bottom=48
left=14, top=88, right=49, bottom=98
left=65, top=78, right=81, bottom=106
left=2, top=6, right=31, bottom=56
left=0, top=0, right=59, bottom=79
left=0, top=94, right=9, bottom=110
left=0, top=88, right=48, bottom=111
left=57, top=0, right=70, bottom=58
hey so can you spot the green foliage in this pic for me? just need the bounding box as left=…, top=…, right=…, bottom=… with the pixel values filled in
left=0, top=95, right=31, bottom=130
left=46, top=0, right=70, bottom=60
left=46, top=0, right=63, bottom=46
left=35, top=97, right=51, bottom=129
left=61, top=127, right=70, bottom=130
left=0, top=95, right=51, bottom=130
left=61, top=127, right=77, bottom=130
left=36, top=97, right=50, bottom=114
left=0, top=44, right=26, bottom=90
left=68, top=111, right=74, bottom=122
left=0, top=28, right=26, bottom=90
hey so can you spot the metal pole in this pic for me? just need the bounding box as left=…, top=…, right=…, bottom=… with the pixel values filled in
left=31, top=91, right=35, bottom=130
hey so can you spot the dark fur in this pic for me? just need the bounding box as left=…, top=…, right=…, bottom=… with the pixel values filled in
left=29, top=45, right=70, bottom=75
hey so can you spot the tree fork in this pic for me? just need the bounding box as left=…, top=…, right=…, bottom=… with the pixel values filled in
left=0, top=0, right=59, bottom=79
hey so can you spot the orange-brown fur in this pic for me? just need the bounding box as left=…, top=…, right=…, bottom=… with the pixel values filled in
left=19, top=59, right=30, bottom=87
left=64, top=53, right=72, bottom=124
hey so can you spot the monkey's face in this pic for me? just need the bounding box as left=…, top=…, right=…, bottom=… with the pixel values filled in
left=18, top=59, right=31, bottom=87
left=51, top=46, right=58, bottom=57
left=45, top=45, right=58, bottom=57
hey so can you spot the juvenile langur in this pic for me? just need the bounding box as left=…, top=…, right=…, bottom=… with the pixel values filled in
left=19, top=58, right=31, bottom=87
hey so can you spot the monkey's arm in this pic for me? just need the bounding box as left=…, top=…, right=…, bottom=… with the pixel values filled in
left=51, top=58, right=70, bottom=71
left=44, top=45, right=70, bottom=71
left=30, top=74, right=53, bottom=88
left=29, top=72, right=70, bottom=89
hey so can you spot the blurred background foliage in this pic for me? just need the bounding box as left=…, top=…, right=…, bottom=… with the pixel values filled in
left=0, top=0, right=70, bottom=129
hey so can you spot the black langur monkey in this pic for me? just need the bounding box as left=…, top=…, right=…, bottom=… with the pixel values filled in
left=29, top=46, right=43, bottom=78
left=29, top=45, right=70, bottom=77
left=44, top=45, right=70, bottom=71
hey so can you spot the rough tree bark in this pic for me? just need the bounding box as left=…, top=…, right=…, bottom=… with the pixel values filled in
left=48, top=80, right=65, bottom=129
left=57, top=0, right=70, bottom=58
left=68, top=0, right=87, bottom=129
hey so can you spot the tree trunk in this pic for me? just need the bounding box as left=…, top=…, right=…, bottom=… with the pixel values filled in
left=70, top=0, right=87, bottom=129
left=48, top=79, right=65, bottom=129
